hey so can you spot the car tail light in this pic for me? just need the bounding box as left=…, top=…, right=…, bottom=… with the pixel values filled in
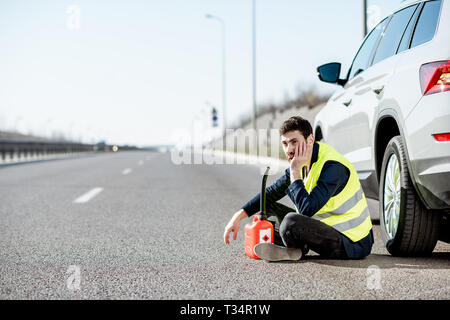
left=432, top=133, right=450, bottom=142
left=419, top=60, right=450, bottom=96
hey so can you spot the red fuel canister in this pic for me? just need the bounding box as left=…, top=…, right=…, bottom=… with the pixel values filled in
left=244, top=167, right=273, bottom=259
left=244, top=214, right=274, bottom=259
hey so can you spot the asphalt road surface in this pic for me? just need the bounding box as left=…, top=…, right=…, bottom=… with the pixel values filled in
left=1, top=151, right=449, bottom=299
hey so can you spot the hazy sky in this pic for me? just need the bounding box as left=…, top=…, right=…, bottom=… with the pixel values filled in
left=0, top=0, right=406, bottom=146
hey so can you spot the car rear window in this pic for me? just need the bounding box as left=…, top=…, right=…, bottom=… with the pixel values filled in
left=372, top=5, right=418, bottom=65
left=410, top=0, right=442, bottom=48
left=397, top=4, right=422, bottom=53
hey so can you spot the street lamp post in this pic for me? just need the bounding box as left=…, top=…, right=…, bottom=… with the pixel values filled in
left=205, top=14, right=227, bottom=139
left=362, top=0, right=367, bottom=38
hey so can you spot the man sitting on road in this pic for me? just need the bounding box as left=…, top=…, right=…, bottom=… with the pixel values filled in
left=224, top=116, right=374, bottom=261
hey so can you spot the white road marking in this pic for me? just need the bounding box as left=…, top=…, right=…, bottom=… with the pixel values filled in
left=122, top=168, right=132, bottom=175
left=137, top=160, right=144, bottom=166
left=73, top=187, right=104, bottom=204
left=394, top=263, right=420, bottom=267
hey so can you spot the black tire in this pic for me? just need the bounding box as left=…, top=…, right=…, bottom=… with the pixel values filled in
left=379, top=136, right=441, bottom=256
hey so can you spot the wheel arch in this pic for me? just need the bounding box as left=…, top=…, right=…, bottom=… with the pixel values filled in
left=314, top=124, right=324, bottom=142
left=375, top=109, right=428, bottom=208
left=374, top=111, right=401, bottom=182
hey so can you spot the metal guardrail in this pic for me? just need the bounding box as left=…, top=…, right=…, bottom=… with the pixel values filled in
left=0, top=138, right=119, bottom=164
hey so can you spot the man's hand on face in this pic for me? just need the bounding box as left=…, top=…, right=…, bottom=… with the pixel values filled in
left=290, top=140, right=308, bottom=181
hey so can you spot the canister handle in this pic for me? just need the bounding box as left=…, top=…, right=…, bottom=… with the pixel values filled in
left=260, top=166, right=270, bottom=220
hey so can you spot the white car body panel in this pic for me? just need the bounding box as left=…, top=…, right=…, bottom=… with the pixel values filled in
left=314, top=0, right=450, bottom=209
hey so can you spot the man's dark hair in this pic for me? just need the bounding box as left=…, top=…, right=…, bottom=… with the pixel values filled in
left=279, top=116, right=313, bottom=139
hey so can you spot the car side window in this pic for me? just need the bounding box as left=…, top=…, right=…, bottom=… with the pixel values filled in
left=372, top=5, right=417, bottom=65
left=410, top=0, right=442, bottom=48
left=397, top=4, right=422, bottom=53
left=348, top=18, right=388, bottom=80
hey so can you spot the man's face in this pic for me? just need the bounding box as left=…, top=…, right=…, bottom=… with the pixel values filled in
left=281, top=130, right=314, bottom=163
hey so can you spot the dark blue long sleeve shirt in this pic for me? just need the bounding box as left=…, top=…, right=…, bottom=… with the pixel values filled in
left=242, top=142, right=373, bottom=259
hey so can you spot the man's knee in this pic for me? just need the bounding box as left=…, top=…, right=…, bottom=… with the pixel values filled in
left=279, top=212, right=302, bottom=239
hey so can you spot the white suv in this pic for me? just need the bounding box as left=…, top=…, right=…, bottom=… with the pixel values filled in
left=314, top=0, right=449, bottom=256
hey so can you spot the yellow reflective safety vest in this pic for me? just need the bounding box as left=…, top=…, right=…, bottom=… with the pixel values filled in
left=295, top=141, right=372, bottom=242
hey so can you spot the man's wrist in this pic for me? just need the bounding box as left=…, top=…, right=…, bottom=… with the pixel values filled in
left=235, top=209, right=248, bottom=221
left=290, top=170, right=302, bottom=183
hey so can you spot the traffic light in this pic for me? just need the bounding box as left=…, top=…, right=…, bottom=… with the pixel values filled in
left=211, top=107, right=218, bottom=127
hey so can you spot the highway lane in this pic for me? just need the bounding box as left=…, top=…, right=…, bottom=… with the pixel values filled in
left=0, top=151, right=449, bottom=299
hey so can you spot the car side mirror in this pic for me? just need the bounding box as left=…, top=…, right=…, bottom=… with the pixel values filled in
left=317, top=62, right=347, bottom=86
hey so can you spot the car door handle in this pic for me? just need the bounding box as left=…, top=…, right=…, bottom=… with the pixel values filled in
left=372, top=85, right=384, bottom=95
left=343, top=99, right=352, bottom=107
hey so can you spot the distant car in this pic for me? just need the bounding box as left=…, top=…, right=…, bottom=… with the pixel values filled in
left=314, top=0, right=450, bottom=256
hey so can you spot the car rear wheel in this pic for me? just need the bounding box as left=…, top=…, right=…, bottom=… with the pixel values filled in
left=379, top=136, right=441, bottom=256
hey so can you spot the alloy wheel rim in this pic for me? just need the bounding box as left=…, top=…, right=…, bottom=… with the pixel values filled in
left=383, top=153, right=401, bottom=239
